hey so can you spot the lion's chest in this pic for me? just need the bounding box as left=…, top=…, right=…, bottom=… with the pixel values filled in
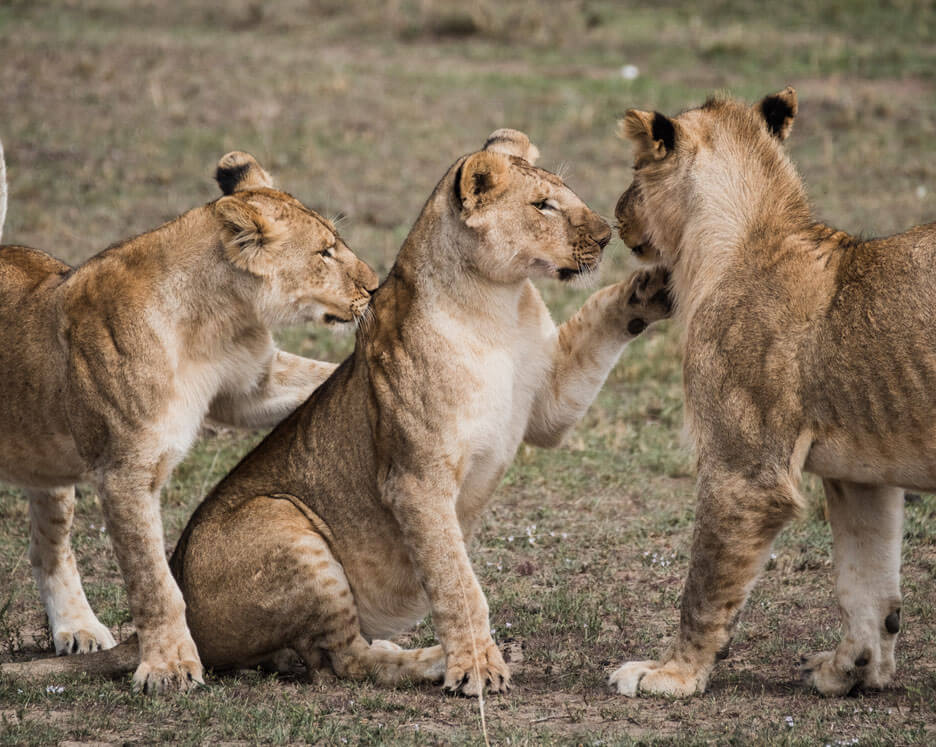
left=453, top=323, right=551, bottom=531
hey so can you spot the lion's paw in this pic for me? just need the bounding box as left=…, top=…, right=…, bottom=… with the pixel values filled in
left=799, top=649, right=876, bottom=696
left=609, top=659, right=705, bottom=698
left=623, top=266, right=672, bottom=335
left=53, top=622, right=116, bottom=656
left=133, top=639, right=204, bottom=695
left=442, top=641, right=510, bottom=697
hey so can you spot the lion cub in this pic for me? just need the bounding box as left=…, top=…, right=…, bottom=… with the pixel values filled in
left=0, top=147, right=377, bottom=694
left=610, top=87, right=936, bottom=697
left=4, top=130, right=671, bottom=695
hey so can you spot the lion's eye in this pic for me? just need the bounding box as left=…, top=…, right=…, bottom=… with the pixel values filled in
left=533, top=199, right=558, bottom=212
left=321, top=246, right=335, bottom=258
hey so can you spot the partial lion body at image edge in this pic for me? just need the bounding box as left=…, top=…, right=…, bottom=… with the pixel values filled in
left=0, top=148, right=378, bottom=694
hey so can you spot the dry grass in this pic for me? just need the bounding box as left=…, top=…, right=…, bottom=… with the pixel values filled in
left=1, top=0, right=935, bottom=743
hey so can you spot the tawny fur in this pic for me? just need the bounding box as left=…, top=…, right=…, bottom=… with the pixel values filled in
left=0, top=140, right=7, bottom=244
left=0, top=149, right=377, bottom=694
left=3, top=130, right=671, bottom=696
left=610, top=87, right=933, bottom=697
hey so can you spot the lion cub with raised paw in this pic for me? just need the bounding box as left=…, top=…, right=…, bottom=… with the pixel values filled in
left=610, top=87, right=936, bottom=698
left=0, top=146, right=377, bottom=694
left=3, top=130, right=671, bottom=696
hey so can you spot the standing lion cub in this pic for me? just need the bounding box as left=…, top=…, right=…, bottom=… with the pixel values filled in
left=3, top=130, right=671, bottom=695
left=0, top=147, right=377, bottom=694
left=610, top=87, right=936, bottom=697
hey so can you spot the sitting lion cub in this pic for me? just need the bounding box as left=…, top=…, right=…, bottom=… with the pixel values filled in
left=610, top=87, right=936, bottom=697
left=4, top=130, right=671, bottom=695
left=0, top=147, right=377, bottom=694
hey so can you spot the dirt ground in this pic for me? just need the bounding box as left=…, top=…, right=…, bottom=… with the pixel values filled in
left=1, top=1, right=935, bottom=744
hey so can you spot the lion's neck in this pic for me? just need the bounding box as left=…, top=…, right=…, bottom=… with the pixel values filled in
left=77, top=207, right=265, bottom=354
left=670, top=153, right=811, bottom=323
left=388, top=193, right=529, bottom=335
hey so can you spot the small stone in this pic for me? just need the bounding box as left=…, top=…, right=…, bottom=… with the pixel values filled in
left=620, top=64, right=640, bottom=80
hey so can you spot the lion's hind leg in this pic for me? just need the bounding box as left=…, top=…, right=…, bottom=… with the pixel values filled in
left=27, top=486, right=116, bottom=655
left=295, top=635, right=445, bottom=687
left=800, top=480, right=903, bottom=695
left=200, top=495, right=445, bottom=688
left=341, top=639, right=445, bottom=686
left=281, top=528, right=444, bottom=687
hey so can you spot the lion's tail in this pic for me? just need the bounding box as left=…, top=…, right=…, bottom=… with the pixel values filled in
left=0, top=139, right=7, bottom=244
left=0, top=634, right=139, bottom=682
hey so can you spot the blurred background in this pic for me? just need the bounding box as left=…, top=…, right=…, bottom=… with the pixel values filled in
left=3, top=0, right=933, bottom=271
left=1, top=1, right=935, bottom=743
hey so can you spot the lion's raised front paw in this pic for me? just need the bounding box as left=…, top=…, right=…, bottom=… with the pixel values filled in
left=442, top=641, right=511, bottom=697
left=623, top=266, right=672, bottom=335
left=609, top=658, right=705, bottom=698
left=133, top=639, right=204, bottom=695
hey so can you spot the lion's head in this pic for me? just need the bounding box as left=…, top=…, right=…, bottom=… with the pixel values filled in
left=615, top=87, right=802, bottom=268
left=212, top=151, right=378, bottom=327
left=450, top=129, right=611, bottom=284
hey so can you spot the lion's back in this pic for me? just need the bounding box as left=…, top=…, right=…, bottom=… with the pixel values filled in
left=0, top=244, right=70, bottom=308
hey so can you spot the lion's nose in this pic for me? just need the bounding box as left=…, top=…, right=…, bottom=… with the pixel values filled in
left=360, top=262, right=379, bottom=295
left=595, top=224, right=612, bottom=249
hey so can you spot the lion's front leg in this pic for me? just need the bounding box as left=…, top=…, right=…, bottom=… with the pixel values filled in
left=525, top=266, right=671, bottom=448
left=611, top=468, right=797, bottom=697
left=96, top=468, right=203, bottom=694
left=208, top=350, right=338, bottom=430
left=800, top=480, right=903, bottom=695
left=383, top=472, right=509, bottom=697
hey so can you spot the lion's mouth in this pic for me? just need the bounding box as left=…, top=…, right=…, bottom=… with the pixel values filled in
left=558, top=267, right=582, bottom=281
left=324, top=313, right=354, bottom=325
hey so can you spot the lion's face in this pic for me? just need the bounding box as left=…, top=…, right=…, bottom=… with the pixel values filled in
left=211, top=151, right=378, bottom=327
left=454, top=131, right=611, bottom=285
left=615, top=87, right=799, bottom=268
left=613, top=182, right=663, bottom=266
left=241, top=191, right=378, bottom=327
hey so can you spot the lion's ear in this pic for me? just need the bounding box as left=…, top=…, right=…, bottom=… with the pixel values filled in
left=215, top=195, right=284, bottom=275
left=618, top=109, right=675, bottom=160
left=483, top=128, right=540, bottom=165
left=756, top=86, right=797, bottom=141
left=215, top=151, right=274, bottom=195
left=456, top=150, right=510, bottom=211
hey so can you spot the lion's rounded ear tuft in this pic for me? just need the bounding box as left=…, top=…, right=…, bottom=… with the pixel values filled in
left=756, top=86, right=797, bottom=141
left=619, top=109, right=674, bottom=160
left=215, top=195, right=284, bottom=274
left=215, top=151, right=274, bottom=195
left=483, top=129, right=540, bottom=165
left=457, top=150, right=510, bottom=211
